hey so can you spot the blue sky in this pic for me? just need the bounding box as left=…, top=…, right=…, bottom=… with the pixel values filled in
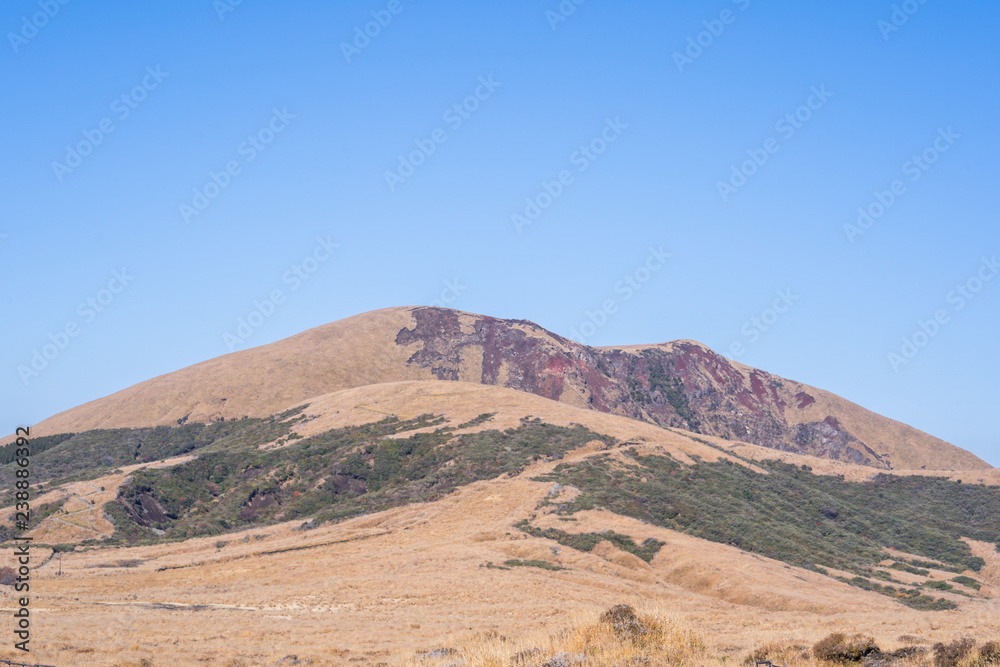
left=2, top=0, right=998, bottom=465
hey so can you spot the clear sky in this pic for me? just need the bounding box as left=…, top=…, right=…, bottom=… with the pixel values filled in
left=2, top=0, right=998, bottom=465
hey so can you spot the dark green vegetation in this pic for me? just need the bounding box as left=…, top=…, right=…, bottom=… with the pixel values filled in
left=952, top=575, right=982, bottom=591
left=535, top=450, right=1000, bottom=610
left=4, top=404, right=997, bottom=614
left=481, top=561, right=511, bottom=570
left=0, top=433, right=74, bottom=464
left=923, top=580, right=954, bottom=591
left=514, top=520, right=665, bottom=563
left=106, top=414, right=612, bottom=543
left=503, top=558, right=566, bottom=571
left=890, top=561, right=930, bottom=577
left=899, top=557, right=967, bottom=574
left=0, top=410, right=307, bottom=494
left=840, top=576, right=957, bottom=611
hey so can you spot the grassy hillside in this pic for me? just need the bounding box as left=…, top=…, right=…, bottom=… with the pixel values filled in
left=0, top=410, right=308, bottom=497
left=7, top=402, right=999, bottom=614
left=534, top=449, right=1000, bottom=609
left=106, top=414, right=612, bottom=543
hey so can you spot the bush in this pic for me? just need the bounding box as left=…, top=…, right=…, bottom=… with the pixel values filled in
left=514, top=521, right=665, bottom=563
left=952, top=575, right=982, bottom=591
left=923, top=580, right=954, bottom=591
left=813, top=633, right=879, bottom=663
left=0, top=567, right=16, bottom=586
left=891, top=561, right=930, bottom=576
left=598, top=604, right=646, bottom=641
left=503, top=559, right=566, bottom=571
left=980, top=641, right=1000, bottom=665
left=932, top=638, right=975, bottom=667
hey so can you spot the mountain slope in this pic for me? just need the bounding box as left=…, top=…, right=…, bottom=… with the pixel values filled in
left=9, top=306, right=989, bottom=471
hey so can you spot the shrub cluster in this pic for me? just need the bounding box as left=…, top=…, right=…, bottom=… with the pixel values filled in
left=515, top=520, right=665, bottom=563
left=105, top=415, right=612, bottom=543
left=0, top=407, right=308, bottom=494
left=536, top=452, right=1000, bottom=609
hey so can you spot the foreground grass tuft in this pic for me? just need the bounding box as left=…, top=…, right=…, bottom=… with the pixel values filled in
left=397, top=606, right=1000, bottom=667
left=398, top=603, right=706, bottom=666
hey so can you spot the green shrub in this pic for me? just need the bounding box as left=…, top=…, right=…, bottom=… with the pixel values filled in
left=923, top=580, right=954, bottom=591
left=481, top=561, right=510, bottom=570
left=951, top=575, right=982, bottom=591
left=890, top=561, right=930, bottom=576
left=504, top=559, right=566, bottom=571
left=514, top=521, right=665, bottom=563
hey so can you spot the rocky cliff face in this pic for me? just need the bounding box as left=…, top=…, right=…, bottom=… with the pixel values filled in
left=395, top=308, right=893, bottom=468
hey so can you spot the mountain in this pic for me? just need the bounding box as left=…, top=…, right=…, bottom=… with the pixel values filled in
left=4, top=315, right=1000, bottom=662
left=4, top=308, right=996, bottom=665
left=10, top=306, right=988, bottom=472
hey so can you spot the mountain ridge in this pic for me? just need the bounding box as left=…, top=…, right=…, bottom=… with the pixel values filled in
left=5, top=305, right=989, bottom=472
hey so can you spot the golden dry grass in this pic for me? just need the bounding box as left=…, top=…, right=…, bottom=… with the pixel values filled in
left=391, top=601, right=1000, bottom=667
left=393, top=602, right=707, bottom=667
left=0, top=312, right=993, bottom=664
left=0, top=307, right=434, bottom=439
left=2, top=439, right=997, bottom=666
